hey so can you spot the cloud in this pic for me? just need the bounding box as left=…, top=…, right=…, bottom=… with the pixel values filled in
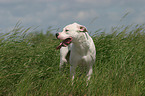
left=0, top=0, right=145, bottom=33
left=133, top=11, right=145, bottom=24
left=75, top=0, right=116, bottom=7
left=0, top=0, right=54, bottom=3
left=107, top=12, right=120, bottom=22
left=76, top=10, right=99, bottom=20
left=0, top=0, right=27, bottom=3
left=0, top=10, right=17, bottom=26
left=0, top=1, right=58, bottom=25
left=59, top=11, right=73, bottom=20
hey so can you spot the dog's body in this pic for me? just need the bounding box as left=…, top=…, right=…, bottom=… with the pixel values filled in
left=56, top=23, right=96, bottom=83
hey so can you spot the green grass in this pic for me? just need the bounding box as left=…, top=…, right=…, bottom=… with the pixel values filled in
left=0, top=23, right=145, bottom=96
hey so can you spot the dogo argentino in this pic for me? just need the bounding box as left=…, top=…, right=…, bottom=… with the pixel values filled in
left=56, top=23, right=96, bottom=84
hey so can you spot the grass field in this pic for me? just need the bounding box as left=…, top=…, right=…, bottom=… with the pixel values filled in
left=0, top=23, right=145, bottom=96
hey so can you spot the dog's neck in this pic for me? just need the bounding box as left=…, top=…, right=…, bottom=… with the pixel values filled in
left=72, top=33, right=90, bottom=55
left=73, top=32, right=88, bottom=43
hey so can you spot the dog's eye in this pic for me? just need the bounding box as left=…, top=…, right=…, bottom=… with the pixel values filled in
left=65, top=29, right=69, bottom=32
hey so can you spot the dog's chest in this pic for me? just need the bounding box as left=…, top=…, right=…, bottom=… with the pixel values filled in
left=71, top=43, right=90, bottom=56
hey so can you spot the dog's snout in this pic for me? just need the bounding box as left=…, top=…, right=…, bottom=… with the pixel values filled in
left=56, top=33, right=59, bottom=38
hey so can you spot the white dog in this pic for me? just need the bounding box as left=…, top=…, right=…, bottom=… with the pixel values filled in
left=56, top=23, right=96, bottom=83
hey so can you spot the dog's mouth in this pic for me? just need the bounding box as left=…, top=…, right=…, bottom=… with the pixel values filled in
left=56, top=37, right=72, bottom=50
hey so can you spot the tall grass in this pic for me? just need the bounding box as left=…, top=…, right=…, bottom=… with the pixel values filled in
left=0, top=23, right=144, bottom=96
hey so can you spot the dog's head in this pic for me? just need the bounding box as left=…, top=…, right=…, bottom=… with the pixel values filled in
left=56, top=23, right=88, bottom=49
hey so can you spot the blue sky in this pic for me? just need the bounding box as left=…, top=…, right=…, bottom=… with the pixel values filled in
left=0, top=0, right=145, bottom=33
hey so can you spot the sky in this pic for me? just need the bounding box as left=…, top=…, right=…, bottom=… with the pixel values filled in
left=0, top=0, right=145, bottom=34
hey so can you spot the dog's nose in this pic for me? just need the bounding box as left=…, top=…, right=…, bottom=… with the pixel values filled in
left=55, top=33, right=59, bottom=38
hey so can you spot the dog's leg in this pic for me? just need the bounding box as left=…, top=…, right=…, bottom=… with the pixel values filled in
left=60, top=47, right=69, bottom=71
left=70, top=65, right=77, bottom=85
left=86, top=65, right=93, bottom=85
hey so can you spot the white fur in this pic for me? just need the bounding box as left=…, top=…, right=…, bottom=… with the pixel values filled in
left=57, top=23, right=96, bottom=84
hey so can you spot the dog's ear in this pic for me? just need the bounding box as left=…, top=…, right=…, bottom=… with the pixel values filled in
left=79, top=26, right=88, bottom=32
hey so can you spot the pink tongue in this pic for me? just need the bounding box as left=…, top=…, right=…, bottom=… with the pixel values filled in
left=56, top=38, right=72, bottom=50
left=56, top=42, right=67, bottom=50
left=56, top=43, right=62, bottom=50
